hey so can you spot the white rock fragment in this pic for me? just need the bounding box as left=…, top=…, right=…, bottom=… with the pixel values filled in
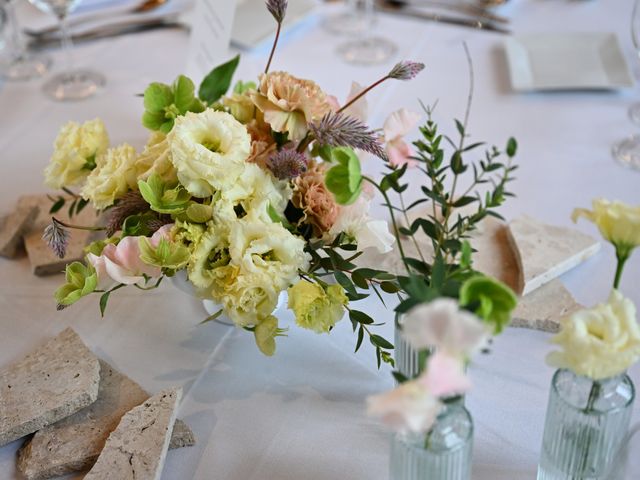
left=17, top=360, right=194, bottom=480
left=0, top=328, right=100, bottom=447
left=84, top=388, right=182, bottom=480
left=507, top=215, right=600, bottom=296
left=511, top=279, right=583, bottom=333
left=0, top=203, right=39, bottom=258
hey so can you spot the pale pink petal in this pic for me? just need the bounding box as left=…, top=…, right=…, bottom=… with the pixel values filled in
left=326, top=95, right=340, bottom=112
left=417, top=352, right=471, bottom=397
left=151, top=224, right=174, bottom=247
left=386, top=139, right=417, bottom=168
left=103, top=255, right=145, bottom=285
left=383, top=108, right=421, bottom=141
left=343, top=82, right=368, bottom=122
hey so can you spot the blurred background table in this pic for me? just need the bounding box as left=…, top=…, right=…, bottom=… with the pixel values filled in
left=0, top=1, right=639, bottom=479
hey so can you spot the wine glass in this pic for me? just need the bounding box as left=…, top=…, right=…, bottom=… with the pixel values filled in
left=612, top=0, right=640, bottom=170
left=336, top=0, right=397, bottom=65
left=0, top=0, right=51, bottom=80
left=323, top=0, right=369, bottom=36
left=28, top=0, right=104, bottom=101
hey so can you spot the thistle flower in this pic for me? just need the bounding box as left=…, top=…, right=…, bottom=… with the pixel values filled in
left=266, top=0, right=288, bottom=23
left=310, top=112, right=387, bottom=160
left=145, top=215, right=173, bottom=234
left=388, top=61, right=425, bottom=80
left=105, top=191, right=150, bottom=236
left=267, top=148, right=308, bottom=180
left=43, top=217, right=70, bottom=259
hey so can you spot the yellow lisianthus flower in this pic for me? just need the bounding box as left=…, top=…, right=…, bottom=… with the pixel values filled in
left=546, top=290, right=640, bottom=380
left=572, top=199, right=640, bottom=251
left=288, top=280, right=348, bottom=333
left=81, top=144, right=138, bottom=210
left=135, top=132, right=178, bottom=183
left=44, top=118, right=109, bottom=189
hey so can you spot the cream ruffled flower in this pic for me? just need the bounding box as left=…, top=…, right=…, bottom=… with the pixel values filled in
left=572, top=199, right=640, bottom=251
left=251, top=71, right=332, bottom=141
left=547, top=290, right=640, bottom=380
left=401, top=298, right=489, bottom=356
left=223, top=91, right=256, bottom=124
left=81, top=144, right=137, bottom=210
left=135, top=132, right=177, bottom=183
left=167, top=109, right=250, bottom=197
left=44, top=118, right=109, bottom=189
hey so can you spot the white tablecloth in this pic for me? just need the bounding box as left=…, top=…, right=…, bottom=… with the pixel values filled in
left=1, top=1, right=639, bottom=479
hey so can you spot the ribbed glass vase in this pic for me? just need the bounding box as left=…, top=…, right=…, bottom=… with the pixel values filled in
left=537, top=369, right=636, bottom=480
left=394, top=318, right=421, bottom=379
left=390, top=404, right=473, bottom=480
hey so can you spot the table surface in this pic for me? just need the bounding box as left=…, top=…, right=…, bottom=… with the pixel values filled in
left=1, top=1, right=640, bottom=479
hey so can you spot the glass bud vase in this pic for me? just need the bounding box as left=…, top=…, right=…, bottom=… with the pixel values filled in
left=537, top=369, right=636, bottom=480
left=394, top=316, right=421, bottom=379
left=390, top=404, right=474, bottom=480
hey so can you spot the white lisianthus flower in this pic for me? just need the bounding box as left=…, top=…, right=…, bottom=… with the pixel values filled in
left=135, top=132, right=177, bottom=183
left=401, top=298, right=489, bottom=356
left=81, top=143, right=137, bottom=210
left=228, top=211, right=310, bottom=290
left=167, top=109, right=251, bottom=197
left=547, top=290, right=640, bottom=380
left=187, top=226, right=230, bottom=290
left=44, top=118, right=109, bottom=189
left=217, top=269, right=281, bottom=326
left=572, top=199, right=640, bottom=251
left=328, top=195, right=395, bottom=253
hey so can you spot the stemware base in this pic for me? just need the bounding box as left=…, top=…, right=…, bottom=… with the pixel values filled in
left=43, top=68, right=105, bottom=101
left=337, top=37, right=397, bottom=65
left=1, top=53, right=51, bottom=80
left=612, top=134, right=640, bottom=171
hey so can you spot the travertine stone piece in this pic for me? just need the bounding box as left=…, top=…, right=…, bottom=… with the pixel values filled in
left=0, top=203, right=39, bottom=258
left=0, top=328, right=100, bottom=447
left=511, top=279, right=583, bottom=333
left=17, top=360, right=194, bottom=480
left=18, top=194, right=100, bottom=276
left=507, top=215, right=600, bottom=296
left=84, top=388, right=182, bottom=480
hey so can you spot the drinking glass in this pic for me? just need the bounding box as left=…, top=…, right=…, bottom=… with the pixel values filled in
left=323, top=0, right=369, bottom=36
left=336, top=0, right=397, bottom=65
left=0, top=0, right=50, bottom=80
left=28, top=0, right=104, bottom=100
left=612, top=0, right=640, bottom=169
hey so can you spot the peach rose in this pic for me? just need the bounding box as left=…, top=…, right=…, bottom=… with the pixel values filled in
left=293, top=161, right=339, bottom=236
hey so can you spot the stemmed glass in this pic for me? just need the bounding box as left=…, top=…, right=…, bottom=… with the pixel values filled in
left=27, top=0, right=105, bottom=100
left=612, top=0, right=640, bottom=169
left=0, top=0, right=50, bottom=80
left=323, top=0, right=368, bottom=36
left=336, top=0, right=397, bottom=65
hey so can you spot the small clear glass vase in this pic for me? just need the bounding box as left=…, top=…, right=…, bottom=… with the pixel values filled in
left=537, top=369, right=636, bottom=480
left=390, top=404, right=474, bottom=480
left=394, top=316, right=421, bottom=379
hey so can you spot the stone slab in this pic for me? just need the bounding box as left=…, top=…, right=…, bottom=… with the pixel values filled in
left=507, top=215, right=600, bottom=296
left=84, top=388, right=182, bottom=480
left=0, top=328, right=100, bottom=447
left=511, top=279, right=583, bottom=333
left=0, top=203, right=39, bottom=258
left=17, top=360, right=194, bottom=480
left=18, top=195, right=100, bottom=276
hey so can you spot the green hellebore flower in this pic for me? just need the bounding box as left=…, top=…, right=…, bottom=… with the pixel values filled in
left=54, top=262, right=98, bottom=307
left=139, top=237, right=190, bottom=270
left=324, top=147, right=363, bottom=205
left=459, top=275, right=517, bottom=334
left=142, top=75, right=205, bottom=134
left=253, top=315, right=288, bottom=356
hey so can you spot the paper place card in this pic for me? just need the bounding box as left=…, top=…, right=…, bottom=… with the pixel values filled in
left=185, top=0, right=237, bottom=84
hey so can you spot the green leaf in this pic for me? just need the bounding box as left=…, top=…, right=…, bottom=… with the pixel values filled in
left=334, top=271, right=357, bottom=297
left=198, top=54, right=240, bottom=104
left=380, top=281, right=400, bottom=293
left=142, top=110, right=166, bottom=131
left=506, top=137, right=518, bottom=157
left=144, top=83, right=173, bottom=113
left=355, top=325, right=364, bottom=352
left=99, top=291, right=110, bottom=317
left=173, top=75, right=198, bottom=112
left=49, top=197, right=65, bottom=214
left=349, top=309, right=374, bottom=325
left=201, top=309, right=223, bottom=324
left=370, top=334, right=394, bottom=350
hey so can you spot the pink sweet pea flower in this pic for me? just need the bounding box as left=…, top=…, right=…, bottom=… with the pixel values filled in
left=416, top=352, right=471, bottom=397
left=88, top=224, right=174, bottom=287
left=383, top=108, right=421, bottom=167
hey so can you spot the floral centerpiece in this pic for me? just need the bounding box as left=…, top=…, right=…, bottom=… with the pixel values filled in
left=41, top=0, right=426, bottom=360
left=538, top=199, right=640, bottom=480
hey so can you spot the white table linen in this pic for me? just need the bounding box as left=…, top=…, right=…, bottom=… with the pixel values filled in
left=0, top=0, right=639, bottom=478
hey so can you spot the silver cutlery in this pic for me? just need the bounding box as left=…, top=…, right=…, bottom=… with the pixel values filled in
left=385, top=0, right=509, bottom=24
left=24, top=0, right=168, bottom=38
left=375, top=0, right=511, bottom=34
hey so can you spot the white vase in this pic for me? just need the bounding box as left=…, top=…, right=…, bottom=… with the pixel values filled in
left=171, top=270, right=287, bottom=326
